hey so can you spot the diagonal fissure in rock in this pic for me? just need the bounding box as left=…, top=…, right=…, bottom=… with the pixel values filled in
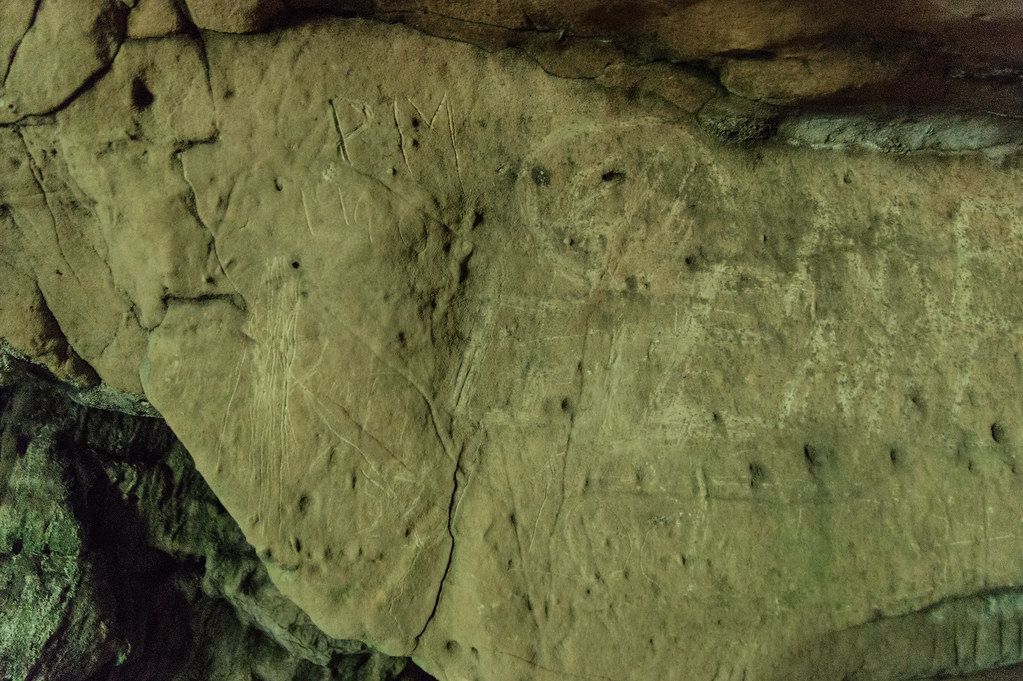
left=412, top=440, right=464, bottom=651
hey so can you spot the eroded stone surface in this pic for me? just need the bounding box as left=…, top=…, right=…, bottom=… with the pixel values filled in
left=165, top=0, right=1023, bottom=119
left=0, top=356, right=421, bottom=680
left=0, top=0, right=125, bottom=124
left=2, top=9, right=1023, bottom=681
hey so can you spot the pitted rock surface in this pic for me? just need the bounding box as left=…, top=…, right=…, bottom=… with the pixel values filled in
left=2, top=6, right=1023, bottom=681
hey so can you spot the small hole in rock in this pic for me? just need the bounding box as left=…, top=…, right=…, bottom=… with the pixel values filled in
left=531, top=166, right=551, bottom=186
left=131, top=76, right=155, bottom=110
left=748, top=462, right=766, bottom=489
left=991, top=422, right=1007, bottom=443
left=803, top=444, right=822, bottom=469
left=291, top=261, right=300, bottom=269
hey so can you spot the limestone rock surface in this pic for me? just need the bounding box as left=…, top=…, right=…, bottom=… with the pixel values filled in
left=162, top=0, right=1023, bottom=117
left=2, top=4, right=1023, bottom=681
left=0, top=356, right=423, bottom=680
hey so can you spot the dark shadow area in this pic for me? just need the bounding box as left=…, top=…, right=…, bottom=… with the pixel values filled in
left=0, top=359, right=435, bottom=681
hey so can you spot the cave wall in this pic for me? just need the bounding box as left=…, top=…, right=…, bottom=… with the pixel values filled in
left=0, top=355, right=422, bottom=680
left=3, top=2, right=1023, bottom=680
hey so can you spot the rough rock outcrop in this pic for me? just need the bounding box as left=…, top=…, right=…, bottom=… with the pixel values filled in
left=111, top=0, right=1023, bottom=116
left=3, top=2, right=1023, bottom=681
left=0, top=355, right=423, bottom=680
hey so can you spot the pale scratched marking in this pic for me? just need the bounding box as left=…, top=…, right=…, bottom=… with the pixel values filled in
left=388, top=531, right=436, bottom=616
left=949, top=207, right=980, bottom=417
left=17, top=130, right=85, bottom=289
left=487, top=648, right=617, bottom=681
left=337, top=317, right=457, bottom=463
left=300, top=188, right=317, bottom=237
left=293, top=370, right=413, bottom=477
left=778, top=321, right=829, bottom=422
left=327, top=98, right=351, bottom=165
left=215, top=357, right=245, bottom=473
left=336, top=187, right=351, bottom=226
left=247, top=258, right=304, bottom=526
left=362, top=373, right=380, bottom=440
left=429, top=93, right=448, bottom=128
left=405, top=94, right=446, bottom=132
left=253, top=265, right=276, bottom=520
left=405, top=97, right=426, bottom=124
left=354, top=187, right=385, bottom=247
left=982, top=485, right=989, bottom=578
left=392, top=98, right=412, bottom=172
left=445, top=94, right=463, bottom=184
left=452, top=340, right=479, bottom=414
left=352, top=100, right=372, bottom=124
left=528, top=472, right=553, bottom=554
left=299, top=388, right=392, bottom=497
left=278, top=272, right=299, bottom=519
left=363, top=193, right=374, bottom=246
left=650, top=267, right=727, bottom=432
left=548, top=311, right=592, bottom=540
left=500, top=454, right=544, bottom=634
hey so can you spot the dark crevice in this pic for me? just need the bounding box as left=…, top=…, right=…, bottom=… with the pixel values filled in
left=1, top=0, right=44, bottom=88
left=160, top=292, right=246, bottom=312
left=0, top=4, right=128, bottom=127
left=169, top=142, right=248, bottom=319
left=412, top=442, right=464, bottom=651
